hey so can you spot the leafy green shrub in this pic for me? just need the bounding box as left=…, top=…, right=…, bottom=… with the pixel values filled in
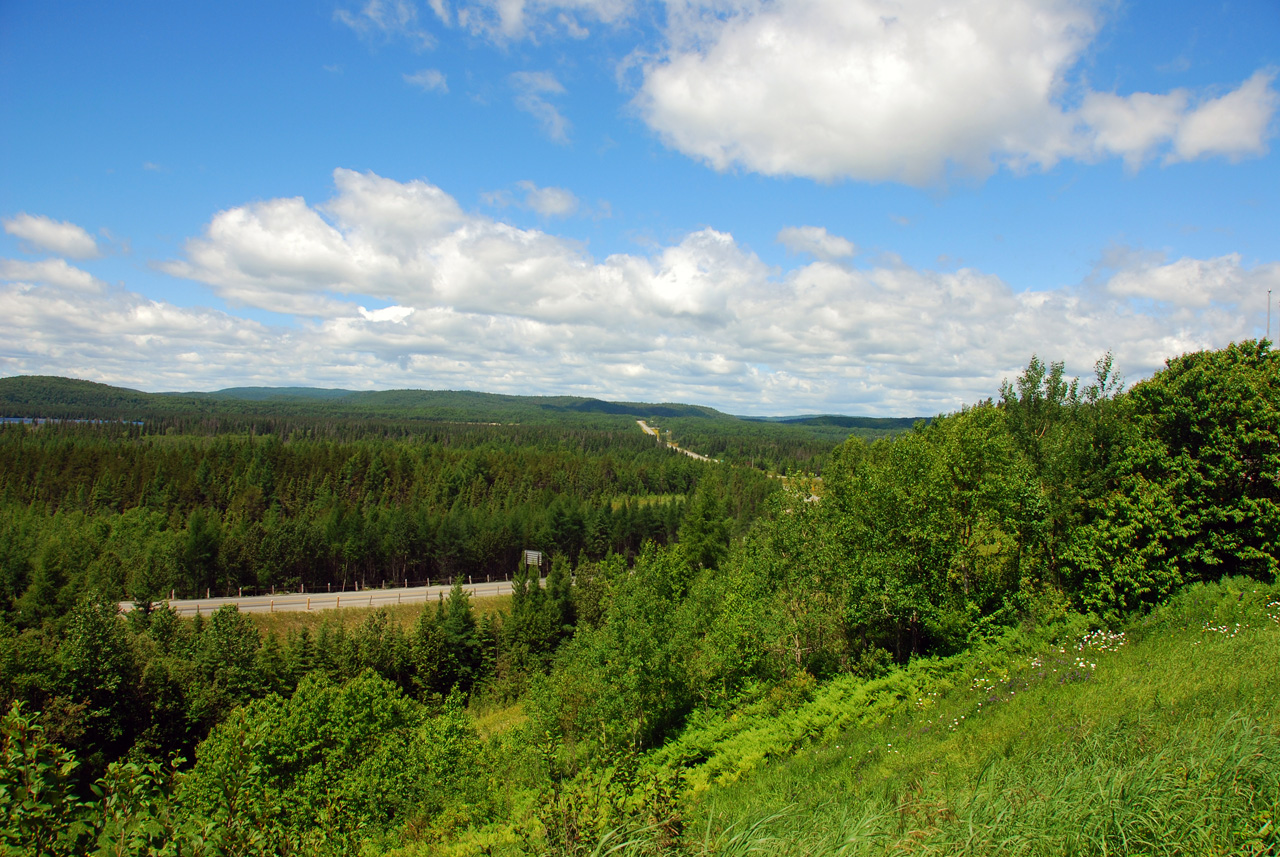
left=179, top=670, right=492, bottom=854
left=0, top=702, right=93, bottom=857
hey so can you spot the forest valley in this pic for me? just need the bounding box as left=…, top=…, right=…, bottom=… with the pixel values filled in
left=1, top=341, right=1277, bottom=856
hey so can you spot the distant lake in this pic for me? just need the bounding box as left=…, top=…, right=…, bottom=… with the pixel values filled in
left=0, top=417, right=144, bottom=425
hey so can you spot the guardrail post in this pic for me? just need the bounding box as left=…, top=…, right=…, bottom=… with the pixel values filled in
left=270, top=600, right=274, bottom=613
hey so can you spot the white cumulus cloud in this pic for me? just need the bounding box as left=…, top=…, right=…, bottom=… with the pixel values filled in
left=1106, top=254, right=1260, bottom=308
left=635, top=0, right=1277, bottom=184
left=1, top=257, right=106, bottom=293
left=777, top=226, right=856, bottom=261
left=1079, top=89, right=1190, bottom=170
left=483, top=181, right=582, bottom=217
left=1171, top=70, right=1279, bottom=163
left=359, top=304, right=415, bottom=323
left=638, top=0, right=1096, bottom=183
left=3, top=213, right=102, bottom=259
left=518, top=181, right=580, bottom=217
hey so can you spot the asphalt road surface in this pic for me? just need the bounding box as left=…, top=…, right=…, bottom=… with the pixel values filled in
left=118, top=578, right=519, bottom=616
left=636, top=419, right=716, bottom=462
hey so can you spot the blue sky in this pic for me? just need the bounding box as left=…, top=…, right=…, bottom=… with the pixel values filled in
left=2, top=0, right=1277, bottom=416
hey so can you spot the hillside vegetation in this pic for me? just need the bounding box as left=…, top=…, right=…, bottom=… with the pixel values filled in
left=675, top=578, right=1279, bottom=856
left=1, top=341, right=1277, bottom=856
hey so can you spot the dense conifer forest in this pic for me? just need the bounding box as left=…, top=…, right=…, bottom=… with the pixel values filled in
left=1, top=342, right=1277, bottom=856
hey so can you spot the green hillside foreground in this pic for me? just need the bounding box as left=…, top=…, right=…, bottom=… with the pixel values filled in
left=388, top=577, right=1274, bottom=857
left=5, top=579, right=1275, bottom=857
left=14, top=578, right=1268, bottom=857
left=670, top=578, right=1280, bottom=856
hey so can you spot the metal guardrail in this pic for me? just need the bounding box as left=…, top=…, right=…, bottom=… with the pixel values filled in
left=119, top=579, right=523, bottom=616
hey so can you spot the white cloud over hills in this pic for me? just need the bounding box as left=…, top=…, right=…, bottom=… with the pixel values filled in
left=4, top=170, right=1276, bottom=415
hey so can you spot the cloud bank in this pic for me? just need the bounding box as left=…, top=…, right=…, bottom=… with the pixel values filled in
left=4, top=171, right=1276, bottom=415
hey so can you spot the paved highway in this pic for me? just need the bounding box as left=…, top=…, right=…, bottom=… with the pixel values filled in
left=637, top=419, right=717, bottom=462
left=118, top=578, right=517, bottom=616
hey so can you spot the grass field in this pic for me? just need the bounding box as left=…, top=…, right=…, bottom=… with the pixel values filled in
left=247, top=593, right=513, bottom=635
left=499, top=578, right=1275, bottom=857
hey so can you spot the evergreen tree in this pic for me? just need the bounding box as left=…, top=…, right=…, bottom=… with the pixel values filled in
left=679, top=480, right=730, bottom=571
left=441, top=581, right=481, bottom=693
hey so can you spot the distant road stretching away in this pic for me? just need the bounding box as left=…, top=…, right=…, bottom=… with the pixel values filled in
left=636, top=419, right=717, bottom=462
left=118, top=579, right=518, bottom=616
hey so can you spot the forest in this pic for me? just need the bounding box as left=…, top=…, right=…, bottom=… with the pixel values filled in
left=1, top=341, right=1278, bottom=856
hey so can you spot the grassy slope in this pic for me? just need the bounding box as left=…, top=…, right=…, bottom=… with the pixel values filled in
left=410, top=579, right=1277, bottom=856
left=673, top=578, right=1280, bottom=856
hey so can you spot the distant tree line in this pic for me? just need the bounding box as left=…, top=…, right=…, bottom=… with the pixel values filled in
left=0, top=423, right=778, bottom=616
left=0, top=375, right=853, bottom=473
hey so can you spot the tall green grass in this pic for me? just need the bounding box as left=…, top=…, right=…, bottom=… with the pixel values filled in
left=592, top=578, right=1280, bottom=857
left=690, top=710, right=1277, bottom=856
left=682, top=579, right=1280, bottom=856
